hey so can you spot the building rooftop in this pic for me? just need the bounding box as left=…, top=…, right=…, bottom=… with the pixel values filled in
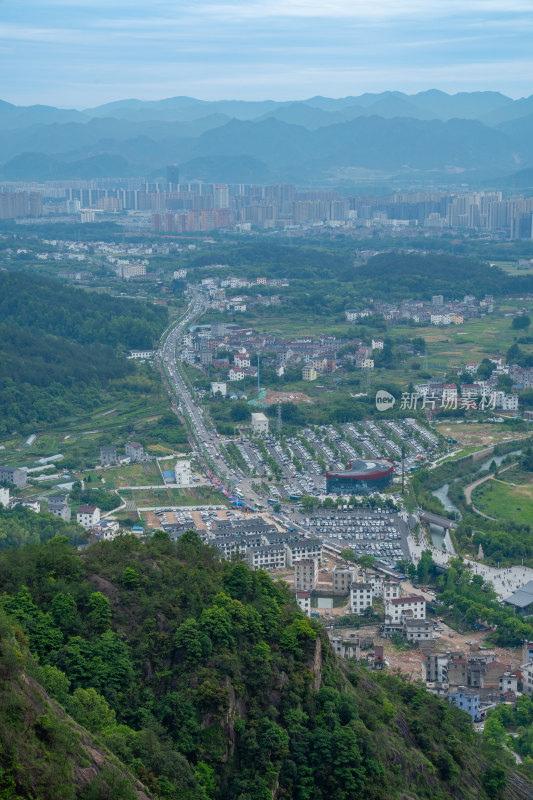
left=390, top=595, right=425, bottom=605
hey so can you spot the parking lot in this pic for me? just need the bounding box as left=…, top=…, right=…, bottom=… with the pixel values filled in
left=235, top=418, right=440, bottom=498
left=294, top=508, right=410, bottom=566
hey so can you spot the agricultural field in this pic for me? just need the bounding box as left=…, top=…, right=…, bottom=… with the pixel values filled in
left=120, top=486, right=229, bottom=508
left=0, top=395, right=188, bottom=472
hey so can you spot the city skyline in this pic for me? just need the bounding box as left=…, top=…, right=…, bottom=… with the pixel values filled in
left=2, top=0, right=533, bottom=107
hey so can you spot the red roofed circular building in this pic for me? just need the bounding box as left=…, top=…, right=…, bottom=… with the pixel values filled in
left=326, top=458, right=394, bottom=494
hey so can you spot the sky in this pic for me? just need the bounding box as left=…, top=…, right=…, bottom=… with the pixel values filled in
left=2, top=0, right=533, bottom=108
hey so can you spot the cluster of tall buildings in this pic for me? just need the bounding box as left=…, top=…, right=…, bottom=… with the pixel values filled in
left=0, top=191, right=42, bottom=219
left=2, top=177, right=533, bottom=237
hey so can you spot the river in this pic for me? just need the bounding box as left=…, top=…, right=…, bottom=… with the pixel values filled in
left=429, top=449, right=522, bottom=550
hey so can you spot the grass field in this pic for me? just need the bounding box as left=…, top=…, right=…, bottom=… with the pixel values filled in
left=100, top=462, right=161, bottom=488
left=435, top=422, right=526, bottom=447
left=471, top=477, right=533, bottom=526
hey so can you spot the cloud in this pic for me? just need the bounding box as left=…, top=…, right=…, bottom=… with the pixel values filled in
left=2, top=0, right=532, bottom=104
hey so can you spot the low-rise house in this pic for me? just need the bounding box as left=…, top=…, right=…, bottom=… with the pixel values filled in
left=403, top=618, right=433, bottom=642
left=0, top=466, right=27, bottom=488
left=329, top=632, right=359, bottom=659
left=302, top=366, right=317, bottom=381
left=100, top=446, right=117, bottom=467
left=47, top=499, right=71, bottom=522
left=76, top=505, right=101, bottom=529
left=522, top=662, right=533, bottom=696
left=385, top=595, right=426, bottom=622
left=295, top=590, right=311, bottom=616
left=383, top=580, right=401, bottom=601
left=229, top=368, right=245, bottom=382
left=448, top=689, right=481, bottom=721
left=125, top=442, right=144, bottom=462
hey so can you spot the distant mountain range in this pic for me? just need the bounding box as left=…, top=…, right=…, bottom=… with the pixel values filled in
left=2, top=91, right=533, bottom=185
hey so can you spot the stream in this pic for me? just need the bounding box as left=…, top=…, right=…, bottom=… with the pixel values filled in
left=430, top=449, right=522, bottom=550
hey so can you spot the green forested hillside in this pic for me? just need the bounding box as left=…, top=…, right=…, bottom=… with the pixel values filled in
left=0, top=533, right=531, bottom=800
left=0, top=505, right=87, bottom=551
left=0, top=271, right=168, bottom=432
left=0, top=611, right=151, bottom=800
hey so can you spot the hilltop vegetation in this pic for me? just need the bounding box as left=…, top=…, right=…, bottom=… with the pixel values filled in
left=0, top=272, right=168, bottom=432
left=0, top=533, right=531, bottom=800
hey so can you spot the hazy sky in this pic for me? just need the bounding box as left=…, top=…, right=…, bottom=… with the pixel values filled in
left=2, top=0, right=533, bottom=107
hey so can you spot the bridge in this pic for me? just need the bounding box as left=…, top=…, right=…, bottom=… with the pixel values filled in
left=419, top=511, right=457, bottom=530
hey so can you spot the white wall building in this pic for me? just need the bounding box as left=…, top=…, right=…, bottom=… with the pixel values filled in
left=385, top=595, right=426, bottom=622
left=251, top=412, right=269, bottom=436
left=350, top=583, right=373, bottom=615
left=229, top=368, right=245, bottom=382
left=0, top=487, right=9, bottom=506
left=295, top=591, right=311, bottom=616
left=285, top=539, right=322, bottom=566
left=76, top=506, right=101, bottom=529
left=211, top=381, right=227, bottom=397
left=175, top=460, right=192, bottom=486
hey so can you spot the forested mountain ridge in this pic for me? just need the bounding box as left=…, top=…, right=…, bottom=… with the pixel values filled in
left=0, top=532, right=531, bottom=800
left=0, top=272, right=168, bottom=431
left=0, top=611, right=152, bottom=799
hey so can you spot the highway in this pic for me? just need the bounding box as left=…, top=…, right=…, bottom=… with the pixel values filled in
left=158, top=294, right=260, bottom=505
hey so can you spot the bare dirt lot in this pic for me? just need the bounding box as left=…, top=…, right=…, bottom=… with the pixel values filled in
left=264, top=389, right=314, bottom=406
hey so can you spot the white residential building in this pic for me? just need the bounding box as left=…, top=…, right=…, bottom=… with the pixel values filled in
left=247, top=545, right=286, bottom=570
left=76, top=506, right=101, bottom=529
left=295, top=590, right=311, bottom=617
left=128, top=350, right=155, bottom=360
left=385, top=595, right=426, bottom=622
left=285, top=539, right=322, bottom=566
left=229, top=368, right=245, bottom=382
left=350, top=583, right=373, bottom=615
left=0, top=487, right=9, bottom=506
left=0, top=466, right=27, bottom=487
left=364, top=572, right=383, bottom=597
left=234, top=352, right=251, bottom=368
left=362, top=359, right=374, bottom=370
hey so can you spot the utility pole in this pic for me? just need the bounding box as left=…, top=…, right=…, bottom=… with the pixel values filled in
left=277, top=402, right=282, bottom=433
